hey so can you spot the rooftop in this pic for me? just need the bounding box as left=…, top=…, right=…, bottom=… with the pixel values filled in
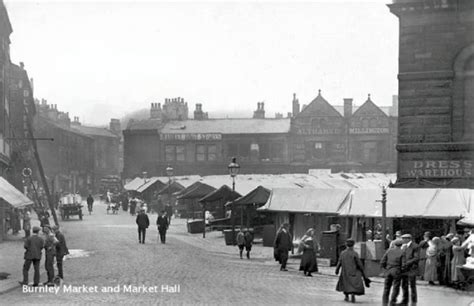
left=70, top=125, right=118, bottom=138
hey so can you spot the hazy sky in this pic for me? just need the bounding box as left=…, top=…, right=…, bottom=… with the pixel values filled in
left=5, top=0, right=398, bottom=126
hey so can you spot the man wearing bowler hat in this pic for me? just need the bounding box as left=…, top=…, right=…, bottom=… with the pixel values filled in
left=20, top=226, right=44, bottom=286
left=401, top=233, right=419, bottom=305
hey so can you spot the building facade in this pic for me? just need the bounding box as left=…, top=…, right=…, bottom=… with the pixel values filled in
left=389, top=0, right=474, bottom=188
left=123, top=94, right=398, bottom=178
left=0, top=1, right=12, bottom=177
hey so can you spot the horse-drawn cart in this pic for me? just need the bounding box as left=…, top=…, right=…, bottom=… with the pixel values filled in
left=59, top=194, right=83, bottom=221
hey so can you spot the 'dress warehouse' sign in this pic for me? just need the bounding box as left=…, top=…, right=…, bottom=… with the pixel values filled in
left=401, top=160, right=473, bottom=178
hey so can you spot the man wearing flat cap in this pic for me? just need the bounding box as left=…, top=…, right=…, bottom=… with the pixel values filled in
left=401, top=233, right=419, bottom=305
left=20, top=226, right=44, bottom=286
left=381, top=239, right=405, bottom=305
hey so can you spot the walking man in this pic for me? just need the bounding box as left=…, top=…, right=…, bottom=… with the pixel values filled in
left=53, top=225, right=69, bottom=280
left=44, top=228, right=58, bottom=285
left=87, top=194, right=94, bottom=215
left=274, top=223, right=292, bottom=271
left=136, top=209, right=150, bottom=244
left=381, top=239, right=405, bottom=305
left=165, top=204, right=173, bottom=225
left=20, top=226, right=44, bottom=286
left=401, top=233, right=419, bottom=305
left=157, top=211, right=169, bottom=244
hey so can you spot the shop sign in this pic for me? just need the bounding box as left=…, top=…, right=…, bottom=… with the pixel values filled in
left=401, top=160, right=473, bottom=178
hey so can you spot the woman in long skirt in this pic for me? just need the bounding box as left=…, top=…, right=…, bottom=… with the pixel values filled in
left=299, top=228, right=318, bottom=277
left=451, top=237, right=466, bottom=282
left=335, top=239, right=366, bottom=303
left=424, top=237, right=440, bottom=285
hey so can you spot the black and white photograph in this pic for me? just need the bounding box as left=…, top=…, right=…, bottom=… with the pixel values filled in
left=0, top=0, right=473, bottom=304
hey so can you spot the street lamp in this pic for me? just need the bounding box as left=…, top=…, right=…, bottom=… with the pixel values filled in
left=377, top=184, right=388, bottom=250
left=228, top=157, right=240, bottom=241
left=166, top=165, right=173, bottom=223
left=142, top=171, right=148, bottom=183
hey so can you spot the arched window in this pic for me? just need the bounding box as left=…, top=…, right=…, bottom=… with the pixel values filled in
left=369, top=118, right=378, bottom=128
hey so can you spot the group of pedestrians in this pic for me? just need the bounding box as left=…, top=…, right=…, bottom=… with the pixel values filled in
left=6, top=208, right=32, bottom=238
left=135, top=209, right=169, bottom=244
left=20, top=225, right=69, bottom=286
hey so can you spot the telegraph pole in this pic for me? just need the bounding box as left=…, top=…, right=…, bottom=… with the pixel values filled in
left=381, top=185, right=387, bottom=250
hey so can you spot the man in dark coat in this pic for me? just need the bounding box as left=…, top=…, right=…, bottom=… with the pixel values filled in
left=335, top=239, right=367, bottom=303
left=130, top=197, right=137, bottom=216
left=86, top=194, right=94, bottom=214
left=20, top=226, right=44, bottom=286
left=156, top=211, right=169, bottom=244
left=44, top=228, right=58, bottom=285
left=274, top=223, right=292, bottom=271
left=136, top=209, right=150, bottom=244
left=53, top=225, right=69, bottom=280
left=381, top=239, right=404, bottom=305
left=400, top=233, right=419, bottom=305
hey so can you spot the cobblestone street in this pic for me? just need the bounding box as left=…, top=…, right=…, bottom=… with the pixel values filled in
left=1, top=207, right=473, bottom=305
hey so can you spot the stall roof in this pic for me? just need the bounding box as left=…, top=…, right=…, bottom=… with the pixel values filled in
left=136, top=177, right=166, bottom=193
left=199, top=185, right=241, bottom=203
left=157, top=181, right=185, bottom=195
left=0, top=177, right=33, bottom=208
left=231, top=186, right=271, bottom=206
left=337, top=188, right=471, bottom=219
left=258, top=188, right=350, bottom=213
left=124, top=177, right=147, bottom=191
left=176, top=182, right=217, bottom=200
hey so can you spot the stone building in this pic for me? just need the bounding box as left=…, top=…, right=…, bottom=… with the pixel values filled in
left=0, top=1, right=12, bottom=177
left=34, top=100, right=95, bottom=194
left=389, top=0, right=474, bottom=188
left=123, top=93, right=398, bottom=178
left=70, top=117, right=121, bottom=190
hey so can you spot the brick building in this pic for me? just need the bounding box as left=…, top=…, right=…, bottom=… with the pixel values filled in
left=0, top=1, right=12, bottom=177
left=389, top=0, right=474, bottom=188
left=123, top=93, right=398, bottom=178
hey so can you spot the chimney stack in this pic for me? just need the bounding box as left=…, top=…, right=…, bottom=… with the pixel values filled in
left=292, top=93, right=300, bottom=117
left=150, top=102, right=162, bottom=119
left=343, top=98, right=353, bottom=118
left=253, top=102, right=265, bottom=119
left=194, top=103, right=208, bottom=120
left=109, top=118, right=121, bottom=135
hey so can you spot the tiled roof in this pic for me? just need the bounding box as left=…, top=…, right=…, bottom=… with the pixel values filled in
left=70, top=125, right=118, bottom=138
left=40, top=118, right=94, bottom=139
left=332, top=105, right=396, bottom=117
left=161, top=118, right=291, bottom=134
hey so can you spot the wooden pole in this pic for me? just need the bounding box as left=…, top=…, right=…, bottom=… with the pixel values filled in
left=24, top=108, right=58, bottom=226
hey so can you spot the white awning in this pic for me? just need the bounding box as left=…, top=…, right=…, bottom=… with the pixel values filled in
left=0, top=177, right=33, bottom=208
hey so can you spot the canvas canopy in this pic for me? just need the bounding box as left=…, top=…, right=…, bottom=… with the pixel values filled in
left=258, top=188, right=350, bottom=213
left=198, top=185, right=241, bottom=203
left=0, top=177, right=33, bottom=208
left=123, top=177, right=147, bottom=191
left=338, top=188, right=471, bottom=219
left=136, top=177, right=165, bottom=193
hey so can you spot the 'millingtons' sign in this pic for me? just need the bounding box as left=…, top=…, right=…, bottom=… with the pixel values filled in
left=160, top=133, right=222, bottom=141
left=401, top=160, right=473, bottom=178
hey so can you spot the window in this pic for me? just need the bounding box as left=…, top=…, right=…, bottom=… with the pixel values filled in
left=227, top=143, right=238, bottom=158
left=369, top=118, right=378, bottom=128
left=362, top=119, right=369, bottom=128
left=312, top=142, right=326, bottom=159
left=165, top=145, right=185, bottom=161
left=196, top=145, right=206, bottom=161
left=207, top=145, right=217, bottom=161
left=271, top=142, right=284, bottom=160
left=196, top=144, right=217, bottom=161
left=362, top=142, right=377, bottom=163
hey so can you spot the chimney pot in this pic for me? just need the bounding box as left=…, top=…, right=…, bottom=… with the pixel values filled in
left=343, top=98, right=353, bottom=118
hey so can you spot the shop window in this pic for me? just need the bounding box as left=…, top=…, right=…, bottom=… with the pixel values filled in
left=362, top=142, right=377, bottom=163
left=176, top=145, right=185, bottom=161
left=227, top=143, right=238, bottom=158
left=272, top=142, right=285, bottom=160
left=165, top=145, right=185, bottom=161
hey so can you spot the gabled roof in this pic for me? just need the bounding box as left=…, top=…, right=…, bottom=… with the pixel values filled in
left=231, top=185, right=271, bottom=206
left=176, top=182, right=217, bottom=200
left=199, top=185, right=241, bottom=203
left=296, top=91, right=343, bottom=119
left=352, top=96, right=388, bottom=118
left=136, top=177, right=166, bottom=193
left=157, top=181, right=185, bottom=195
left=161, top=118, right=291, bottom=135
left=70, top=125, right=118, bottom=138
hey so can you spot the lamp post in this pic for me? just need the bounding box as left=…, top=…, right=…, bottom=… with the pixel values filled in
left=228, top=157, right=240, bottom=242
left=379, top=184, right=388, bottom=250
left=166, top=165, right=173, bottom=224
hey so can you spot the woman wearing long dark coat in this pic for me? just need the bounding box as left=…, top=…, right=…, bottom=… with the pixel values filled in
left=299, top=228, right=318, bottom=277
left=335, top=239, right=366, bottom=303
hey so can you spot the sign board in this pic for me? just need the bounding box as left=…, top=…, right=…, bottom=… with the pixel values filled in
left=400, top=160, right=473, bottom=178
left=160, top=133, right=222, bottom=141
left=349, top=128, right=389, bottom=134
left=295, top=128, right=343, bottom=135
